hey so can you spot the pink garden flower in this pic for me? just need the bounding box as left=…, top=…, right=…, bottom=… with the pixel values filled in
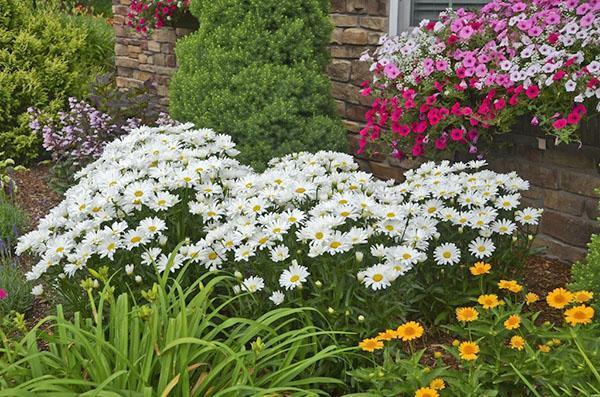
left=0, top=288, right=7, bottom=300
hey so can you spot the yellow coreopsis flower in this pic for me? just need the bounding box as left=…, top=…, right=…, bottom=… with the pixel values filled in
left=415, top=387, right=439, bottom=397
left=509, top=335, right=525, bottom=351
left=396, top=321, right=424, bottom=341
left=478, top=294, right=500, bottom=309
left=573, top=290, right=594, bottom=303
left=538, top=344, right=551, bottom=353
left=564, top=305, right=594, bottom=326
left=459, top=341, right=480, bottom=361
left=376, top=329, right=399, bottom=341
left=470, top=261, right=491, bottom=276
left=456, top=307, right=479, bottom=322
left=504, top=314, right=521, bottom=330
left=546, top=288, right=573, bottom=309
left=359, top=338, right=384, bottom=352
left=429, top=378, right=445, bottom=390
left=498, top=279, right=523, bottom=293
left=525, top=292, right=539, bottom=305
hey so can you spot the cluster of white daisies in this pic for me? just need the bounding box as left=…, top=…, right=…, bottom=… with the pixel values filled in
left=17, top=124, right=542, bottom=303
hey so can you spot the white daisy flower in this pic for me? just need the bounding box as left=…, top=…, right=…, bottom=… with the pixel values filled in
left=279, top=263, right=310, bottom=290
left=269, top=291, right=285, bottom=305
left=362, top=264, right=392, bottom=291
left=433, top=243, right=461, bottom=265
left=468, top=237, right=496, bottom=259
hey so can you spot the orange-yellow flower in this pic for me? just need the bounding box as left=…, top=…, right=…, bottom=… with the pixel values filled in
left=525, top=292, right=539, bottom=305
left=538, top=344, right=551, bottom=353
left=498, top=279, right=523, bottom=293
left=504, top=314, right=521, bottom=330
left=546, top=288, right=573, bottom=309
left=573, top=290, right=594, bottom=303
left=459, top=341, right=479, bottom=361
left=456, top=307, right=479, bottom=322
left=415, top=387, right=439, bottom=397
left=429, top=378, right=445, bottom=390
left=564, top=305, right=594, bottom=326
left=470, top=261, right=491, bottom=276
left=396, top=321, right=424, bottom=341
left=359, top=338, right=384, bottom=352
left=509, top=335, right=525, bottom=351
left=478, top=294, right=500, bottom=309
left=376, top=329, right=398, bottom=341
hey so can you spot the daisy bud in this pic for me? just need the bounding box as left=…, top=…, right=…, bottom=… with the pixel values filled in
left=135, top=275, right=142, bottom=283
left=424, top=367, right=431, bottom=373
left=159, top=235, right=168, bottom=246
left=434, top=351, right=442, bottom=359
left=458, top=227, right=464, bottom=234
left=452, top=339, right=460, bottom=347
left=345, top=310, right=350, bottom=316
left=358, top=315, right=365, bottom=322
left=93, top=279, right=100, bottom=289
left=512, top=236, right=518, bottom=242
left=296, top=249, right=302, bottom=255
left=234, top=271, right=243, bottom=280
left=58, top=273, right=66, bottom=279
left=327, top=307, right=335, bottom=314
left=292, top=259, right=299, bottom=266
left=355, top=251, right=364, bottom=262
left=184, top=237, right=191, bottom=244
left=528, top=234, right=533, bottom=241
left=125, top=264, right=134, bottom=275
left=315, top=280, right=322, bottom=288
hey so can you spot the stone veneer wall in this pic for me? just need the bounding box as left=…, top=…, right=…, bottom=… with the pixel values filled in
left=112, top=0, right=192, bottom=110
left=111, top=0, right=599, bottom=261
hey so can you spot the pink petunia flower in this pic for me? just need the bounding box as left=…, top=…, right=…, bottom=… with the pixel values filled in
left=0, top=288, right=7, bottom=300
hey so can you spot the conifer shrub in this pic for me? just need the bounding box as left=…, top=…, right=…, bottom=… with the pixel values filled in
left=169, top=0, right=345, bottom=170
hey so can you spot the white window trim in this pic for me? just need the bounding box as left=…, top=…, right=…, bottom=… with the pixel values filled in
left=388, top=0, right=412, bottom=36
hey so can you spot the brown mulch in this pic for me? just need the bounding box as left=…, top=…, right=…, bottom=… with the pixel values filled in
left=13, top=164, right=61, bottom=230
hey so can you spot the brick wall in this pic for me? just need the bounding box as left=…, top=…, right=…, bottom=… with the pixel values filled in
left=111, top=0, right=598, bottom=262
left=112, top=0, right=192, bottom=110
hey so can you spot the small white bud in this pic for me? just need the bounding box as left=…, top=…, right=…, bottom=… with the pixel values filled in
left=125, top=264, right=134, bottom=275
left=358, top=315, right=365, bottom=322
left=327, top=307, right=335, bottom=314
left=355, top=251, right=364, bottom=262
left=135, top=275, right=142, bottom=284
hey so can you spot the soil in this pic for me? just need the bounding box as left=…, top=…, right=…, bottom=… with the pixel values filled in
left=13, top=165, right=61, bottom=230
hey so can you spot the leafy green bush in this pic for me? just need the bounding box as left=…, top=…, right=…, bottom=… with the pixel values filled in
left=0, top=260, right=346, bottom=395
left=170, top=0, right=345, bottom=170
left=570, top=234, right=600, bottom=311
left=0, top=201, right=27, bottom=251
left=0, top=265, right=32, bottom=317
left=0, top=0, right=114, bottom=162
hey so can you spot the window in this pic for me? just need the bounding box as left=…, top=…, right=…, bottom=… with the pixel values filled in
left=389, top=0, right=488, bottom=35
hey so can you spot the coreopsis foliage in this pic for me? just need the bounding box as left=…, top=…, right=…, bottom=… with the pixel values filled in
left=359, top=0, right=600, bottom=160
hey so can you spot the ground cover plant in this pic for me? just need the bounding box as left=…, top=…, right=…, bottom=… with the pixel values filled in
left=359, top=0, right=600, bottom=160
left=170, top=0, right=345, bottom=170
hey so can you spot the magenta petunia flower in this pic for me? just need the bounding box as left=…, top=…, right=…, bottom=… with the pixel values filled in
left=0, top=288, right=7, bottom=300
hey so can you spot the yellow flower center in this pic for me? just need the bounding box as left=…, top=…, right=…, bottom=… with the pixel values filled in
left=372, top=274, right=383, bottom=282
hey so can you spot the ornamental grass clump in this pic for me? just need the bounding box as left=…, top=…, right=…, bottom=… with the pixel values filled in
left=17, top=123, right=540, bottom=329
left=0, top=261, right=346, bottom=395
left=360, top=0, right=600, bottom=160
